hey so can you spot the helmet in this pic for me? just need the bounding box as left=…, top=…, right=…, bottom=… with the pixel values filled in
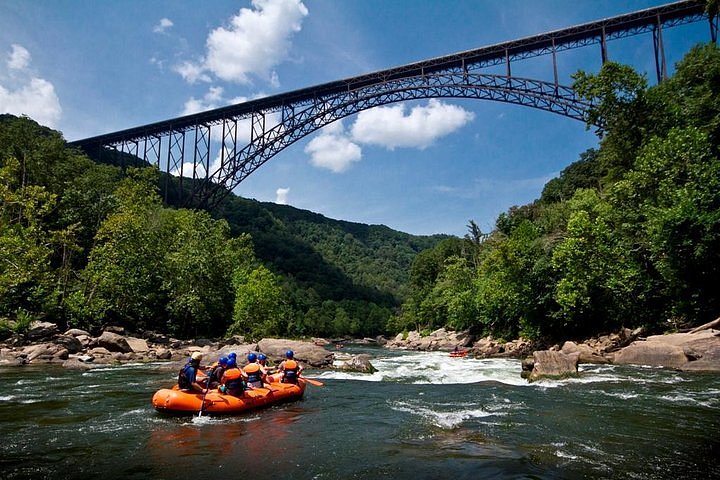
left=191, top=352, right=203, bottom=361
left=285, top=350, right=294, bottom=359
left=226, top=358, right=237, bottom=368
left=258, top=353, right=267, bottom=361
left=228, top=352, right=237, bottom=359
left=247, top=353, right=257, bottom=362
left=219, top=356, right=228, bottom=366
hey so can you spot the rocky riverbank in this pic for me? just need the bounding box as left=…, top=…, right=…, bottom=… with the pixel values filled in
left=2, top=321, right=719, bottom=380
left=0, top=322, right=334, bottom=370
left=384, top=325, right=720, bottom=379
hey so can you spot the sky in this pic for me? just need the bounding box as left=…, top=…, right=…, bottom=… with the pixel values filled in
left=0, top=0, right=713, bottom=237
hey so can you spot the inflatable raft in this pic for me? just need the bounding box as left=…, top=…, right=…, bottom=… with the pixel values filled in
left=152, top=379, right=306, bottom=415
left=449, top=350, right=468, bottom=358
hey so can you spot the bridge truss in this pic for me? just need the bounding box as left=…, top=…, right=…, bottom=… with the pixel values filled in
left=70, top=0, right=716, bottom=209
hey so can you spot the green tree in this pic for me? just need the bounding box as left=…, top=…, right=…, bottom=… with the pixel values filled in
left=229, top=264, right=286, bottom=340
left=0, top=158, right=58, bottom=317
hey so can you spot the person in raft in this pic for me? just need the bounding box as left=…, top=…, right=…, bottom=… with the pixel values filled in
left=219, top=359, right=246, bottom=396
left=206, top=356, right=229, bottom=389
left=243, top=353, right=267, bottom=389
left=257, top=353, right=275, bottom=374
left=178, top=352, right=206, bottom=393
left=277, top=350, right=304, bottom=384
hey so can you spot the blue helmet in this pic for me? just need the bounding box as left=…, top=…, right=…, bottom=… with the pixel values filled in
left=228, top=352, right=237, bottom=359
left=247, top=352, right=257, bottom=362
left=226, top=358, right=237, bottom=368
left=258, top=353, right=267, bottom=361
left=285, top=350, right=294, bottom=359
left=219, top=356, right=228, bottom=366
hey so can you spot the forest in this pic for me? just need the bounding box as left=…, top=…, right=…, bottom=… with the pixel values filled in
left=1, top=43, right=719, bottom=344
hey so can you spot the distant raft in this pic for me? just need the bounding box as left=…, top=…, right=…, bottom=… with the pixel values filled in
left=152, top=380, right=306, bottom=415
left=449, top=350, right=469, bottom=358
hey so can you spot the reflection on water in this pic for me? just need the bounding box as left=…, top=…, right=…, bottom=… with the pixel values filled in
left=1, top=348, right=719, bottom=479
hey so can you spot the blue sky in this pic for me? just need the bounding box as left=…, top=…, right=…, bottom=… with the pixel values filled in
left=0, top=1, right=712, bottom=236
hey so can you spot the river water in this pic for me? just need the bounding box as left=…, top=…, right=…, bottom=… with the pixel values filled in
left=1, top=347, right=718, bottom=479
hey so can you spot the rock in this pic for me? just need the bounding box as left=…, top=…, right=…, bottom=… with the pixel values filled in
left=97, top=331, right=132, bottom=353
left=77, top=354, right=95, bottom=363
left=257, top=338, right=334, bottom=367
left=611, top=330, right=720, bottom=371
left=62, top=359, right=94, bottom=370
left=26, top=321, right=59, bottom=341
left=520, top=357, right=534, bottom=379
left=64, top=328, right=91, bottom=337
left=561, top=341, right=609, bottom=364
left=0, top=348, right=26, bottom=366
left=54, top=335, right=84, bottom=354
left=338, top=354, right=377, bottom=373
left=103, top=325, right=125, bottom=334
left=154, top=348, right=172, bottom=360
left=527, top=350, right=579, bottom=382
left=612, top=342, right=687, bottom=369
left=126, top=337, right=149, bottom=353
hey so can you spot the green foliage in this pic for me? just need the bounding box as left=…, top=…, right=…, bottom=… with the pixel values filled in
left=0, top=157, right=59, bottom=317
left=398, top=42, right=720, bottom=341
left=229, top=264, right=286, bottom=340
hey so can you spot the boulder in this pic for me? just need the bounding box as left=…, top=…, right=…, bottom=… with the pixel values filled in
left=26, top=321, right=59, bottom=341
left=527, top=350, right=580, bottom=382
left=54, top=335, right=84, bottom=354
left=611, top=330, right=720, bottom=371
left=337, top=354, right=377, bottom=374
left=257, top=338, right=334, bottom=367
left=561, top=341, right=610, bottom=364
left=62, top=358, right=94, bottom=370
left=126, top=337, right=149, bottom=353
left=97, top=331, right=132, bottom=353
left=64, top=328, right=91, bottom=337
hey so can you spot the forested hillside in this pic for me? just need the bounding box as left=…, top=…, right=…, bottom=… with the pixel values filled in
left=0, top=113, right=444, bottom=339
left=3, top=42, right=718, bottom=345
left=394, top=43, right=720, bottom=342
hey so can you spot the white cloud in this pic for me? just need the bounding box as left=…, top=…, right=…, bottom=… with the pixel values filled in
left=176, top=0, right=308, bottom=85
left=351, top=99, right=475, bottom=150
left=305, top=120, right=362, bottom=173
left=175, top=60, right=211, bottom=84
left=0, top=45, right=61, bottom=128
left=153, top=18, right=174, bottom=34
left=275, top=187, right=290, bottom=204
left=303, top=100, right=474, bottom=174
left=181, top=86, right=234, bottom=115
left=7, top=44, right=30, bottom=70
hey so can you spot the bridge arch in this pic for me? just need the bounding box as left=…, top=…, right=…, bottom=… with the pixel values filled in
left=210, top=72, right=593, bottom=204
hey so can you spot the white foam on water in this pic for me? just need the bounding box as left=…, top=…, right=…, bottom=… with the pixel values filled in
left=0, top=395, right=15, bottom=401
left=594, top=390, right=640, bottom=400
left=659, top=393, right=719, bottom=408
left=388, top=399, right=497, bottom=429
left=321, top=351, right=530, bottom=386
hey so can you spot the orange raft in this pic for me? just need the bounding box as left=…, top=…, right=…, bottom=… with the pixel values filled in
left=152, top=380, right=306, bottom=415
left=449, top=350, right=469, bottom=358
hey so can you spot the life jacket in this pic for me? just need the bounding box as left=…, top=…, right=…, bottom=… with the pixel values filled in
left=244, top=363, right=262, bottom=385
left=282, top=360, right=299, bottom=384
left=178, top=362, right=196, bottom=390
left=222, top=368, right=244, bottom=393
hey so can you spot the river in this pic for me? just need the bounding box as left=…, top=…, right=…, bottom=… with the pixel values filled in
left=1, top=347, right=718, bottom=479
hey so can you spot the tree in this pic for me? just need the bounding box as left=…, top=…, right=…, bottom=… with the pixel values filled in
left=229, top=264, right=286, bottom=340
left=0, top=157, right=58, bottom=317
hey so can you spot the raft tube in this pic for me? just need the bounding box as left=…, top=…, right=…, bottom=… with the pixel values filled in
left=152, top=380, right=306, bottom=415
left=449, top=350, right=468, bottom=358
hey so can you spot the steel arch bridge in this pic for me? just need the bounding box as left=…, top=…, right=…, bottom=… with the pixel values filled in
left=70, top=0, right=717, bottom=209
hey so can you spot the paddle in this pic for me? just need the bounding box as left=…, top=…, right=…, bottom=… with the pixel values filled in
left=300, top=376, right=324, bottom=387
left=198, top=387, right=210, bottom=417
